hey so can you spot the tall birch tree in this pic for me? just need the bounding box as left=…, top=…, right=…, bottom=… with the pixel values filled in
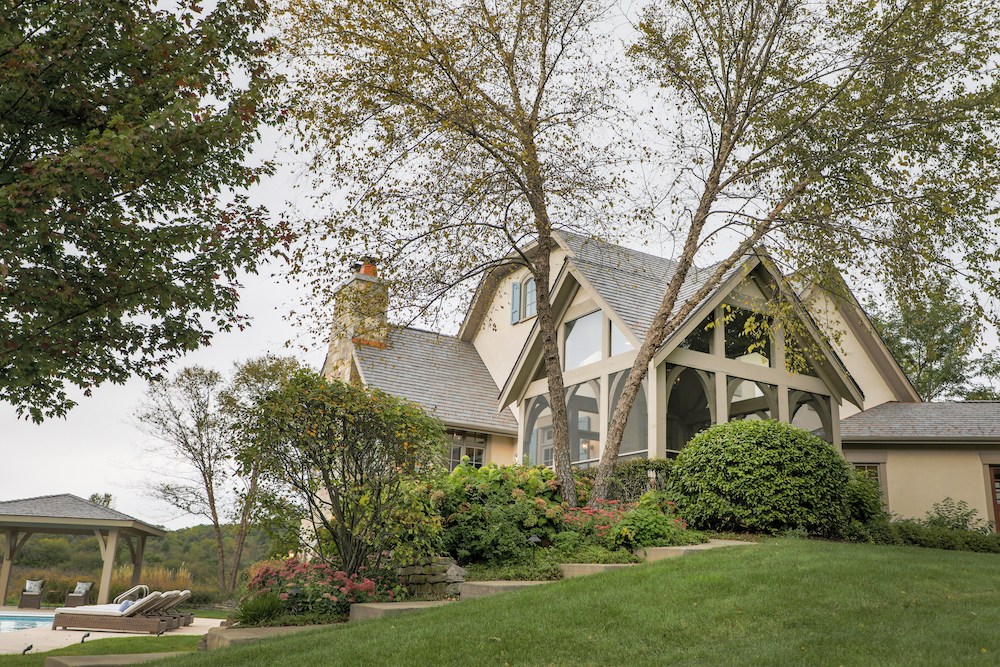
left=281, top=0, right=632, bottom=505
left=591, top=0, right=1000, bottom=501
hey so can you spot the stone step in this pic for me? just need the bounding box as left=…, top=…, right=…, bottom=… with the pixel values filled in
left=44, top=652, right=190, bottom=667
left=559, top=563, right=636, bottom=578
left=349, top=601, right=452, bottom=622
left=636, top=539, right=758, bottom=562
left=459, top=580, right=551, bottom=600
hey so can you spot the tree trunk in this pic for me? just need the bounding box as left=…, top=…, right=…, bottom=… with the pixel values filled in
left=531, top=232, right=578, bottom=506
left=226, top=466, right=258, bottom=593
left=204, top=476, right=227, bottom=593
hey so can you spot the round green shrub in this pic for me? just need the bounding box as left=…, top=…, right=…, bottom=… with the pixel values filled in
left=667, top=420, right=851, bottom=536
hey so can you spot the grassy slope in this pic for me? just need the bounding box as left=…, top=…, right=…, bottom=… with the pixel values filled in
left=0, top=636, right=199, bottom=667
left=12, top=539, right=1000, bottom=666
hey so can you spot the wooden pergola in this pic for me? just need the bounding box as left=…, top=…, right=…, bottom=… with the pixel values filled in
left=0, top=494, right=165, bottom=606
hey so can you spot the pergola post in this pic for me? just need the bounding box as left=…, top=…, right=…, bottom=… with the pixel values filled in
left=1, top=529, right=32, bottom=607
left=130, top=535, right=147, bottom=588
left=95, top=527, right=120, bottom=604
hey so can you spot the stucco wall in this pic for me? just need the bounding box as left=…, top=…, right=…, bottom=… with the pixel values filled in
left=471, top=249, right=568, bottom=404
left=846, top=447, right=994, bottom=523
left=488, top=435, right=517, bottom=466
left=806, top=290, right=898, bottom=418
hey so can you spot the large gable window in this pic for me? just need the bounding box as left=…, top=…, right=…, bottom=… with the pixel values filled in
left=511, top=276, right=537, bottom=324
left=610, top=321, right=634, bottom=356
left=564, top=311, right=602, bottom=370
left=724, top=307, right=772, bottom=365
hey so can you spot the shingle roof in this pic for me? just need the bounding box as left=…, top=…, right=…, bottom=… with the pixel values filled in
left=557, top=232, right=735, bottom=344
left=0, top=494, right=151, bottom=523
left=355, top=328, right=518, bottom=435
left=840, top=402, right=1000, bottom=441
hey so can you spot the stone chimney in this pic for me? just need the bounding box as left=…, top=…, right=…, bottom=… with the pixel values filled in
left=320, top=258, right=389, bottom=382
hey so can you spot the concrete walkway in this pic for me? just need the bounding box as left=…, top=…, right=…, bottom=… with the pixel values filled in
left=0, top=608, right=222, bottom=656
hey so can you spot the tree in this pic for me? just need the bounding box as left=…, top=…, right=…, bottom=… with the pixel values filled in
left=280, top=0, right=632, bottom=506
left=963, top=351, right=1000, bottom=401
left=88, top=493, right=115, bottom=509
left=1, top=0, right=288, bottom=422
left=244, top=370, right=447, bottom=574
left=134, top=355, right=299, bottom=593
left=867, top=278, right=980, bottom=401
left=591, top=0, right=1000, bottom=501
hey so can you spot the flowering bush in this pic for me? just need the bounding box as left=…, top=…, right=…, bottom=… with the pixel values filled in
left=246, top=558, right=407, bottom=617
left=563, top=493, right=706, bottom=550
left=563, top=500, right=630, bottom=543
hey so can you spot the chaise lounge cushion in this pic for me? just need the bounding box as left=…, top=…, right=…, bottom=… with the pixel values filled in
left=54, top=592, right=162, bottom=617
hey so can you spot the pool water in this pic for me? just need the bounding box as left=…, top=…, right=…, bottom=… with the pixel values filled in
left=0, top=616, right=53, bottom=632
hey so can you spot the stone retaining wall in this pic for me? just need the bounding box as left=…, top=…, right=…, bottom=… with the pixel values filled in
left=395, top=556, right=466, bottom=597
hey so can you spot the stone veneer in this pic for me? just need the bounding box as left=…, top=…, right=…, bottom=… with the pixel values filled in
left=395, top=556, right=466, bottom=597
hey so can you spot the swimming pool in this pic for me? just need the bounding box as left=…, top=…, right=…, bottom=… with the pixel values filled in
left=0, top=615, right=54, bottom=632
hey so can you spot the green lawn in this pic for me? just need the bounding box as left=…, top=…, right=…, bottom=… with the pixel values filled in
left=0, top=636, right=199, bottom=667
left=9, top=539, right=1000, bottom=666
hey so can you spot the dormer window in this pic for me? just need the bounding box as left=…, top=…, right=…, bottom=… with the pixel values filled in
left=511, top=276, right=537, bottom=324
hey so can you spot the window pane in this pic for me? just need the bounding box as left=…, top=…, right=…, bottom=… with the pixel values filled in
left=564, top=311, right=602, bottom=370
left=679, top=314, right=714, bottom=354
left=523, top=278, right=536, bottom=318
left=610, top=371, right=647, bottom=454
left=568, top=380, right=600, bottom=462
left=524, top=396, right=552, bottom=466
left=610, top=322, right=634, bottom=356
left=724, top=308, right=771, bottom=364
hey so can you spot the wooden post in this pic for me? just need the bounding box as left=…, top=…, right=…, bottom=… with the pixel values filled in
left=96, top=528, right=120, bottom=604
left=131, top=535, right=146, bottom=588
left=1, top=529, right=32, bottom=607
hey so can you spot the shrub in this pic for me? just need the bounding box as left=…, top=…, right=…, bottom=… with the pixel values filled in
left=576, top=458, right=674, bottom=503
left=919, top=498, right=995, bottom=534
left=247, top=557, right=406, bottom=617
left=609, top=492, right=707, bottom=550
left=435, top=463, right=568, bottom=564
left=845, top=469, right=887, bottom=525
left=235, top=592, right=285, bottom=626
left=667, top=420, right=851, bottom=537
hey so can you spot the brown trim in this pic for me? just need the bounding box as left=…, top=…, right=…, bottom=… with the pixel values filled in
left=990, top=466, right=1000, bottom=532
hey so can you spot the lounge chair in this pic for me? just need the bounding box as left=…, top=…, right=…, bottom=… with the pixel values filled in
left=139, top=591, right=183, bottom=630
left=161, top=590, right=194, bottom=626
left=64, top=581, right=95, bottom=607
left=18, top=579, right=45, bottom=609
left=52, top=591, right=168, bottom=635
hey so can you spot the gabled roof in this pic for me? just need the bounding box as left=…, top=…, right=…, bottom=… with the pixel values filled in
left=496, top=233, right=867, bottom=410
left=0, top=494, right=166, bottom=536
left=841, top=401, right=1000, bottom=442
left=558, top=233, right=715, bottom=344
left=355, top=327, right=518, bottom=436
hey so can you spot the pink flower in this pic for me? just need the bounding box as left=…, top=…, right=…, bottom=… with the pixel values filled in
left=279, top=593, right=289, bottom=601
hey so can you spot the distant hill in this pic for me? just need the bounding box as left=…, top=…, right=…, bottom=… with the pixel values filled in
left=5, top=524, right=272, bottom=588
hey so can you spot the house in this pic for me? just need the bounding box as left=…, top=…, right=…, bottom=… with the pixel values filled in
left=322, top=233, right=1000, bottom=527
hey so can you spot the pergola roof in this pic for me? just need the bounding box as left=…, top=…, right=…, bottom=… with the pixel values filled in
left=0, top=494, right=165, bottom=537
left=1, top=494, right=164, bottom=606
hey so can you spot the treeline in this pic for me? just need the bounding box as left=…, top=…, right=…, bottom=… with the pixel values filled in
left=6, top=525, right=272, bottom=589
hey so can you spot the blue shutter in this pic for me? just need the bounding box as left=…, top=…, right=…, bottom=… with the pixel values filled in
left=511, top=280, right=521, bottom=323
